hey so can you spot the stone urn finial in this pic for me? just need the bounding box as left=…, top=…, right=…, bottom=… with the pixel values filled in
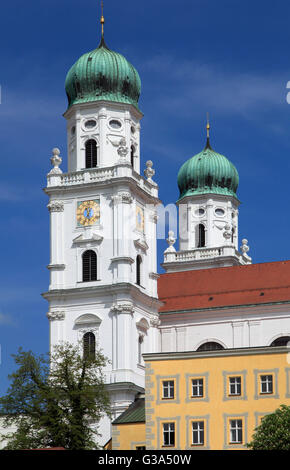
left=165, top=230, right=176, bottom=253
left=49, top=148, right=62, bottom=174
left=144, top=160, right=155, bottom=183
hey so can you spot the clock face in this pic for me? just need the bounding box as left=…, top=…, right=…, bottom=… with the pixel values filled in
left=136, top=206, right=145, bottom=232
left=77, top=200, right=100, bottom=226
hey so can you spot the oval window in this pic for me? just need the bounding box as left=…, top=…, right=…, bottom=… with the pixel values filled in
left=85, top=119, right=97, bottom=129
left=195, top=208, right=205, bottom=216
left=215, top=208, right=225, bottom=216
left=109, top=119, right=122, bottom=129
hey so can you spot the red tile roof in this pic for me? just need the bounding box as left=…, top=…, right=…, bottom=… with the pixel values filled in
left=158, top=260, right=290, bottom=313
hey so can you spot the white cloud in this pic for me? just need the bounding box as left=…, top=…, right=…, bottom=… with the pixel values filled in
left=0, top=312, right=15, bottom=326
left=140, top=54, right=285, bottom=117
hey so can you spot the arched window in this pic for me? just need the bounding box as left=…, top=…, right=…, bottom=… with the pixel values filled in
left=270, top=336, right=290, bottom=347
left=83, top=332, right=96, bottom=360
left=197, top=342, right=224, bottom=352
left=138, top=335, right=144, bottom=364
left=197, top=224, right=205, bottom=248
left=85, top=139, right=97, bottom=168
left=136, top=255, right=142, bottom=286
left=82, top=250, right=97, bottom=282
left=231, top=227, right=235, bottom=244
left=131, top=146, right=135, bottom=168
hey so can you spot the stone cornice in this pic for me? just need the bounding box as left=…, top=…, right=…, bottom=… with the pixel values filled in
left=42, top=282, right=162, bottom=309
left=110, top=256, right=135, bottom=264
left=143, top=346, right=290, bottom=362
left=159, top=299, right=290, bottom=317
left=47, top=264, right=66, bottom=271
left=63, top=100, right=144, bottom=121
left=72, top=233, right=103, bottom=245
left=44, top=176, right=161, bottom=205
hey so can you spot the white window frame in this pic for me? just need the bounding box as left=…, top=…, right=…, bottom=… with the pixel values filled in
left=191, top=378, right=204, bottom=397
left=192, top=421, right=204, bottom=446
left=162, top=422, right=175, bottom=447
left=229, top=376, right=241, bottom=396
left=162, top=380, right=175, bottom=399
left=260, top=374, right=273, bottom=394
left=229, top=419, right=243, bottom=444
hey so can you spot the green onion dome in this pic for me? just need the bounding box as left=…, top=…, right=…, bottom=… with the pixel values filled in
left=65, top=37, right=141, bottom=110
left=177, top=138, right=239, bottom=200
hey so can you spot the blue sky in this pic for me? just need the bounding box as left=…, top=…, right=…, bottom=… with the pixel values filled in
left=1, top=0, right=290, bottom=395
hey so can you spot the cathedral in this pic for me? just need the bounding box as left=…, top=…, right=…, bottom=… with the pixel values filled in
left=43, top=13, right=290, bottom=449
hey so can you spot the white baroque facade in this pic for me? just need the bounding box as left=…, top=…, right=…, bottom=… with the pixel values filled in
left=43, top=100, right=161, bottom=445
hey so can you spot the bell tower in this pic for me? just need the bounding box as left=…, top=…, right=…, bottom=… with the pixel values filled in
left=43, top=10, right=161, bottom=445
left=162, top=121, right=252, bottom=272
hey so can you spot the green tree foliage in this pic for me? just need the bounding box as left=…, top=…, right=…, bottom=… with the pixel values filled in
left=247, top=404, right=290, bottom=450
left=0, top=343, right=111, bottom=450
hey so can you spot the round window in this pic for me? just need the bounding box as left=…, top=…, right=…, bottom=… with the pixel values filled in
left=85, top=119, right=97, bottom=129
left=215, top=208, right=225, bottom=216
left=109, top=119, right=122, bottom=129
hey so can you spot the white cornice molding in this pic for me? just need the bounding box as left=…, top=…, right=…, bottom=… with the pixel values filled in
left=72, top=233, right=104, bottom=245
left=47, top=264, right=66, bottom=271
left=110, top=256, right=135, bottom=264
left=143, top=346, right=290, bottom=362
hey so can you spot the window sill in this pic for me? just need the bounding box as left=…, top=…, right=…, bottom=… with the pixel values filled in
left=191, top=395, right=204, bottom=399
left=191, top=444, right=205, bottom=447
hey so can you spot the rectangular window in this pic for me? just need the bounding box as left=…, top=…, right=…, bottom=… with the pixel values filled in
left=260, top=375, right=273, bottom=394
left=192, top=421, right=204, bottom=446
left=191, top=378, right=204, bottom=397
left=229, top=419, right=243, bottom=444
left=162, top=380, right=174, bottom=399
left=163, top=422, right=175, bottom=447
left=136, top=446, right=146, bottom=450
left=229, top=376, right=241, bottom=396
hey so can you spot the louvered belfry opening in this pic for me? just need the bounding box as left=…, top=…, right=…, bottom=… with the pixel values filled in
left=85, top=139, right=97, bottom=168
left=131, top=145, right=135, bottom=168
left=197, top=224, right=205, bottom=248
left=136, top=255, right=142, bottom=286
left=83, top=332, right=96, bottom=360
left=82, top=250, right=97, bottom=282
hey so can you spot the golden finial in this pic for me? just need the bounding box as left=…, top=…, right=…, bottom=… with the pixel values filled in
left=205, top=113, right=212, bottom=150
left=206, top=112, right=210, bottom=139
left=100, top=1, right=105, bottom=37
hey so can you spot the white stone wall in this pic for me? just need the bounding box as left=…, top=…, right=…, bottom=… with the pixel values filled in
left=65, top=102, right=141, bottom=173
left=178, top=194, right=239, bottom=252
left=159, top=304, right=290, bottom=352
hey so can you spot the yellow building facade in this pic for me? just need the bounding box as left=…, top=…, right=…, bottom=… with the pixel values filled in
left=142, top=346, right=290, bottom=450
